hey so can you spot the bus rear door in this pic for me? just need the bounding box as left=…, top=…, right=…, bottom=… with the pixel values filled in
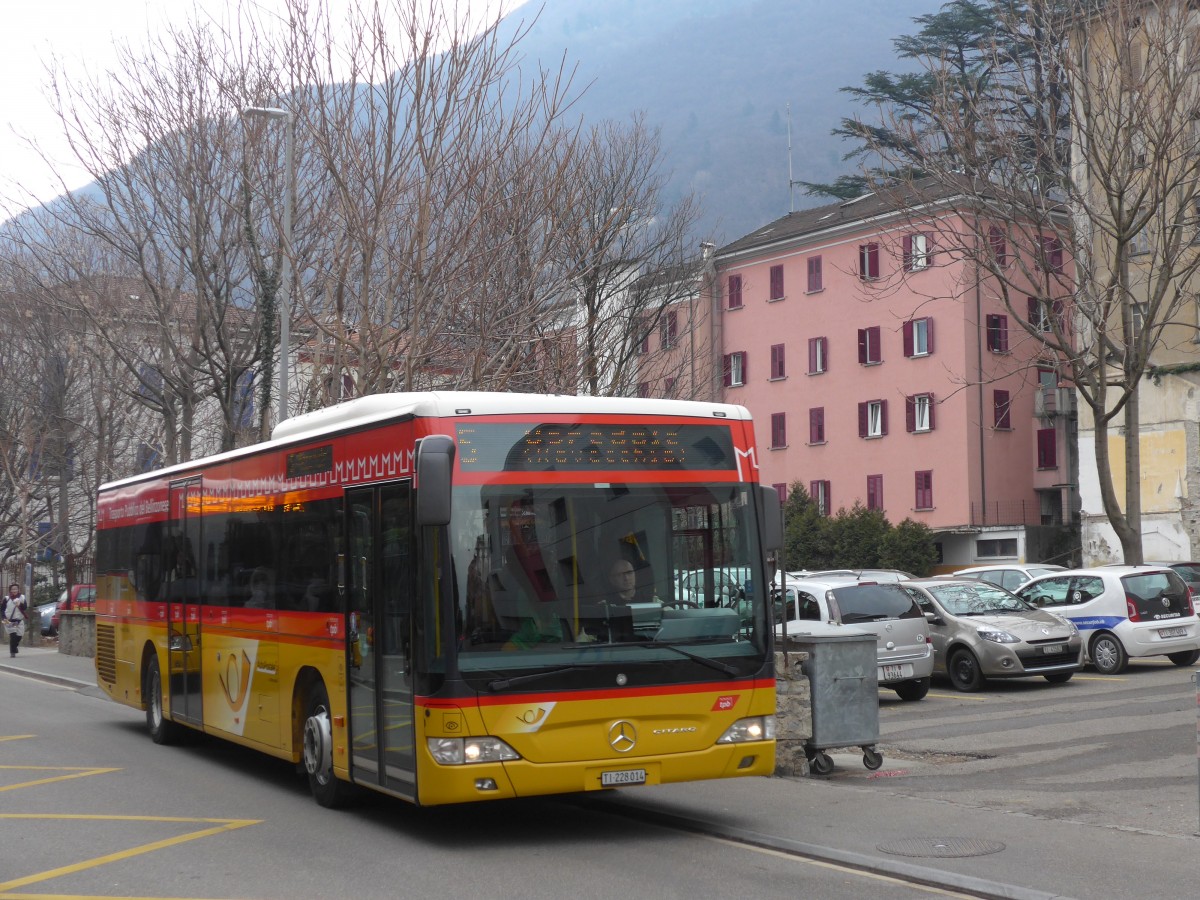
left=166, top=478, right=203, bottom=727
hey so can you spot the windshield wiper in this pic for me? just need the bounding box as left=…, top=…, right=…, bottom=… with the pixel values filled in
left=635, top=641, right=739, bottom=676
left=487, top=665, right=583, bottom=692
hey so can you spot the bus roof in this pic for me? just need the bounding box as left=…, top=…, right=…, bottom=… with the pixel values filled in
left=100, top=391, right=752, bottom=492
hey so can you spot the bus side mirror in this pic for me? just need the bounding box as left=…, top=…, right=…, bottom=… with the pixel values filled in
left=758, top=485, right=782, bottom=552
left=416, top=435, right=456, bottom=526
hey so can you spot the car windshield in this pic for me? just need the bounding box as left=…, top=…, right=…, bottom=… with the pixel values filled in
left=1170, top=564, right=1200, bottom=582
left=927, top=583, right=1029, bottom=615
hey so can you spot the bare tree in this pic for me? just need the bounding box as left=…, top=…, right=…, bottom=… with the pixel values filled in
left=834, top=0, right=1200, bottom=563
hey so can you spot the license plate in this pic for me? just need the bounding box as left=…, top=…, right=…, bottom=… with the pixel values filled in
left=1041, top=644, right=1064, bottom=654
left=1158, top=626, right=1188, bottom=639
left=880, top=664, right=907, bottom=681
left=601, top=769, right=646, bottom=787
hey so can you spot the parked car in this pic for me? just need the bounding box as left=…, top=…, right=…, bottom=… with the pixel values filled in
left=1016, top=566, right=1200, bottom=674
left=786, top=568, right=914, bottom=583
left=33, top=598, right=58, bottom=637
left=50, top=583, right=96, bottom=633
left=901, top=578, right=1082, bottom=691
left=954, top=564, right=1067, bottom=592
left=675, top=568, right=749, bottom=607
left=776, top=578, right=933, bottom=701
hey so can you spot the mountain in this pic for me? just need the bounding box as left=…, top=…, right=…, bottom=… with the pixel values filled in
left=498, top=0, right=928, bottom=244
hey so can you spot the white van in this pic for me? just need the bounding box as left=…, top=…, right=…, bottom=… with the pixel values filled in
left=776, top=578, right=934, bottom=700
left=1016, top=566, right=1200, bottom=674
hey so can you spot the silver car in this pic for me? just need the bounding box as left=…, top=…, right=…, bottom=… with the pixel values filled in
left=902, top=579, right=1082, bottom=691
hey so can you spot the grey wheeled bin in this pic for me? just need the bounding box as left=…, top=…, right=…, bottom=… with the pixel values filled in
left=782, top=623, right=881, bottom=775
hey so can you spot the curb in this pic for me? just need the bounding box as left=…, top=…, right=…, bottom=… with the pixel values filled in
left=0, top=662, right=94, bottom=691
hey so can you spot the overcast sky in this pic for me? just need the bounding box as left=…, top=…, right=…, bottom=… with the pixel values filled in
left=0, top=0, right=523, bottom=218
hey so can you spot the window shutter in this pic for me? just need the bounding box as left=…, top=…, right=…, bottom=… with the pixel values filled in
left=722, top=354, right=732, bottom=387
left=728, top=275, right=742, bottom=309
left=903, top=320, right=914, bottom=357
left=924, top=232, right=935, bottom=265
left=819, top=337, right=828, bottom=371
left=902, top=234, right=913, bottom=271
left=858, top=329, right=868, bottom=364
left=810, top=481, right=820, bottom=510
left=858, top=402, right=868, bottom=438
left=905, top=395, right=915, bottom=433
left=880, top=399, right=888, bottom=435
left=808, top=338, right=817, bottom=373
left=928, top=394, right=936, bottom=430
left=1028, top=296, right=1039, bottom=326
left=989, top=227, right=1006, bottom=266
left=1038, top=429, right=1058, bottom=468
left=807, top=256, right=822, bottom=292
left=995, top=390, right=1010, bottom=428
left=809, top=407, right=822, bottom=443
left=926, top=318, right=935, bottom=354
left=770, top=264, right=784, bottom=300
left=740, top=352, right=748, bottom=383
left=869, top=326, right=881, bottom=362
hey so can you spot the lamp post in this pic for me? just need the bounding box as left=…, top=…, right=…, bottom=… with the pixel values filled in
left=242, top=106, right=295, bottom=424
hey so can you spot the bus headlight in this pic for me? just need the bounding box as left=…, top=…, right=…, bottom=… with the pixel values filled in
left=426, top=736, right=521, bottom=765
left=716, top=716, right=776, bottom=744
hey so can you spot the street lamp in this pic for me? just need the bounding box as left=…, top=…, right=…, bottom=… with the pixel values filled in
left=242, top=105, right=295, bottom=425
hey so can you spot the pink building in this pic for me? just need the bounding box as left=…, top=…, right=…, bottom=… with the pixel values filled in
left=713, top=186, right=1075, bottom=569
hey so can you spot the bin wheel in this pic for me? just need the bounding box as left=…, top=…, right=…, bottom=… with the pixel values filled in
left=809, top=751, right=834, bottom=775
left=862, top=748, right=883, bottom=770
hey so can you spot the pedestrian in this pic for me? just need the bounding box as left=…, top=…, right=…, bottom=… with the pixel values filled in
left=4, top=583, right=28, bottom=658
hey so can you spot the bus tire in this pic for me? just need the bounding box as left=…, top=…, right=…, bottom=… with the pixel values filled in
left=303, top=682, right=348, bottom=808
left=144, top=655, right=182, bottom=745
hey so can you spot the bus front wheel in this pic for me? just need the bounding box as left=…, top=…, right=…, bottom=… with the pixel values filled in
left=303, top=683, right=348, bottom=808
left=144, top=656, right=182, bottom=745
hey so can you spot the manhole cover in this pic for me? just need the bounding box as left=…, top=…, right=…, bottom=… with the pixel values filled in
left=877, top=837, right=1006, bottom=858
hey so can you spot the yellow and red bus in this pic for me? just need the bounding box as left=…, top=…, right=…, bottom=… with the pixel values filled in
left=95, top=392, right=781, bottom=807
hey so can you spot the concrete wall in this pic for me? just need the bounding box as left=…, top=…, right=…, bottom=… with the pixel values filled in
left=57, top=611, right=94, bottom=658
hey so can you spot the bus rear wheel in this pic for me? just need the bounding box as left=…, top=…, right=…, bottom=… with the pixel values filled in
left=144, top=656, right=182, bottom=745
left=303, top=682, right=348, bottom=808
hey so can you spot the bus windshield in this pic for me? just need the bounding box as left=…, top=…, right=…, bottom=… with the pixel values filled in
left=447, top=481, right=769, bottom=684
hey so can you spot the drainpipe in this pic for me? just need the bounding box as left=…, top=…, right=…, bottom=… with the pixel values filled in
left=976, top=238, right=987, bottom=528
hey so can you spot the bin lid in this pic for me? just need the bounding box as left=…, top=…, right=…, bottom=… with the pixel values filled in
left=774, top=621, right=874, bottom=642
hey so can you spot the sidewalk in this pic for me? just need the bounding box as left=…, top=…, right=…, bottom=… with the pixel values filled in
left=4, top=646, right=1193, bottom=898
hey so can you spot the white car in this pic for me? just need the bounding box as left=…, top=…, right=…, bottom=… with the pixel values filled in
left=955, top=564, right=1066, bottom=592
left=776, top=577, right=934, bottom=701
left=1016, top=566, right=1200, bottom=674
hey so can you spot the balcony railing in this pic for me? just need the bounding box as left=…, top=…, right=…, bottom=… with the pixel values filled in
left=1033, top=387, right=1076, bottom=418
left=970, top=501, right=1062, bottom=527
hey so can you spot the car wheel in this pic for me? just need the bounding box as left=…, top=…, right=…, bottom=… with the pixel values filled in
left=893, top=677, right=929, bottom=701
left=1089, top=632, right=1128, bottom=675
left=948, top=649, right=984, bottom=692
left=1043, top=671, right=1073, bottom=684
left=1167, top=649, right=1200, bottom=667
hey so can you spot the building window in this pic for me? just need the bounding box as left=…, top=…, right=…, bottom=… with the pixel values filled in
left=1037, top=428, right=1058, bottom=468
left=770, top=343, right=786, bottom=379
left=977, top=538, right=1018, bottom=558
left=994, top=389, right=1012, bottom=429
left=808, top=336, right=828, bottom=374
left=915, top=470, right=934, bottom=510
left=637, top=382, right=650, bottom=398
left=769, top=264, right=784, bottom=301
left=1028, top=297, right=1064, bottom=333
left=771, top=413, right=787, bottom=449
left=810, top=479, right=831, bottom=516
left=857, top=326, right=882, bottom=365
left=660, top=310, right=678, bottom=348
left=637, top=319, right=650, bottom=354
left=858, top=399, right=888, bottom=438
left=773, top=482, right=788, bottom=503
left=727, top=274, right=743, bottom=309
left=859, top=242, right=880, bottom=280
left=807, top=255, right=823, bottom=292
left=1039, top=234, right=1064, bottom=273
left=903, top=317, right=934, bottom=357
left=988, top=226, right=1008, bottom=267
left=664, top=377, right=677, bottom=396
left=723, top=351, right=747, bottom=387
left=866, top=474, right=884, bottom=511
left=986, top=313, right=1009, bottom=352
left=906, top=393, right=935, bottom=433
left=809, top=407, right=825, bottom=444
left=903, top=232, right=933, bottom=271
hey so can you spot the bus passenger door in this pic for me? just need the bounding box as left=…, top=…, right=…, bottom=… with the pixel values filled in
left=166, top=478, right=203, bottom=726
left=345, top=481, right=415, bottom=798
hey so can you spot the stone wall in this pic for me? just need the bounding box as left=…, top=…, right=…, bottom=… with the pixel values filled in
left=773, top=647, right=812, bottom=777
left=57, top=611, right=95, bottom=658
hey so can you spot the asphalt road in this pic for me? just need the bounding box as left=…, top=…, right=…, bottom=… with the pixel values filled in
left=822, top=659, right=1200, bottom=837
left=1, top=675, right=971, bottom=900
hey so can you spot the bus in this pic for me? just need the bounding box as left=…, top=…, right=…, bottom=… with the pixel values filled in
left=95, top=392, right=781, bottom=807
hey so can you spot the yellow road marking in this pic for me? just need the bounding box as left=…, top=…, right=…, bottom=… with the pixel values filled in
left=925, top=692, right=988, bottom=701
left=0, top=735, right=36, bottom=742
left=0, top=766, right=120, bottom=793
left=0, top=814, right=261, bottom=893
